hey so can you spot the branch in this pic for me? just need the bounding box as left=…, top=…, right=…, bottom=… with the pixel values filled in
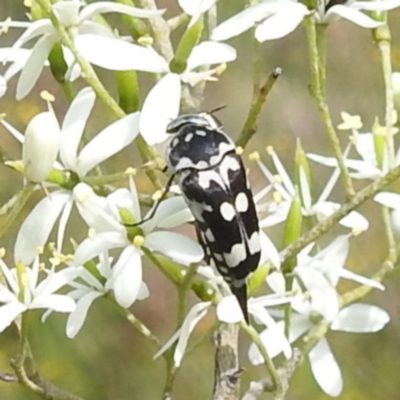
left=10, top=313, right=85, bottom=400
left=236, top=68, right=282, bottom=149
left=280, top=162, right=400, bottom=263
left=241, top=349, right=301, bottom=400
left=304, top=15, right=355, bottom=199
left=212, top=323, right=241, bottom=400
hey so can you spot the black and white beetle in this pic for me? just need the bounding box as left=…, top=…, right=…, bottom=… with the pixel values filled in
left=165, top=112, right=261, bottom=323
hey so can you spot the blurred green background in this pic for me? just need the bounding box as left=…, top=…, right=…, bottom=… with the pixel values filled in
left=1, top=1, right=400, bottom=399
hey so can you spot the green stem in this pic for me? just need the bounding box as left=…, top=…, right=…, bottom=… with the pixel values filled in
left=116, top=0, right=149, bottom=39
left=304, top=15, right=355, bottom=199
left=373, top=23, right=395, bottom=168
left=0, top=184, right=34, bottom=240
left=241, top=322, right=283, bottom=396
left=111, top=301, right=162, bottom=348
left=236, top=68, right=282, bottom=149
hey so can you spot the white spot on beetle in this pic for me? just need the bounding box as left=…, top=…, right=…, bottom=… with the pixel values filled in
left=184, top=133, right=194, bottom=142
left=205, top=229, right=215, bottom=242
left=224, top=242, right=246, bottom=267
left=198, top=170, right=225, bottom=189
left=220, top=155, right=240, bottom=186
left=232, top=278, right=246, bottom=288
left=196, top=130, right=207, bottom=136
left=235, top=192, right=249, bottom=213
left=218, top=266, right=229, bottom=274
left=248, top=231, right=261, bottom=255
left=220, top=202, right=235, bottom=221
left=214, top=253, right=223, bottom=261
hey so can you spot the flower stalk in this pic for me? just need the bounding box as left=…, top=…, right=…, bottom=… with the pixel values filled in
left=304, top=15, right=355, bottom=199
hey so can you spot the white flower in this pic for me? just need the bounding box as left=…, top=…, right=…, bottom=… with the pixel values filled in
left=154, top=301, right=211, bottom=367
left=72, top=179, right=203, bottom=268
left=308, top=118, right=400, bottom=180
left=0, top=256, right=77, bottom=332
left=0, top=47, right=31, bottom=98
left=65, top=251, right=149, bottom=338
left=211, top=0, right=309, bottom=42
left=295, top=235, right=384, bottom=292
left=374, top=192, right=400, bottom=237
left=255, top=147, right=369, bottom=231
left=315, top=0, right=400, bottom=26
left=211, top=0, right=400, bottom=43
left=249, top=236, right=387, bottom=397
left=139, top=40, right=236, bottom=145
left=2, top=87, right=140, bottom=265
left=22, top=109, right=61, bottom=183
left=154, top=284, right=292, bottom=367
left=178, top=0, right=216, bottom=18
left=1, top=2, right=167, bottom=98
left=154, top=291, right=292, bottom=367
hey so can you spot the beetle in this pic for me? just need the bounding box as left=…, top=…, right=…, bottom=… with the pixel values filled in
left=163, top=111, right=261, bottom=322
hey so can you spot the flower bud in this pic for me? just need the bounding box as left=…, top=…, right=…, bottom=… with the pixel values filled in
left=295, top=139, right=312, bottom=210
left=22, top=111, right=61, bottom=183
left=169, top=16, right=203, bottom=73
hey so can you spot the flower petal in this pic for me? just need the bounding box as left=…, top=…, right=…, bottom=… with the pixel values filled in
left=75, top=34, right=169, bottom=72
left=73, top=233, right=126, bottom=266
left=248, top=321, right=292, bottom=364
left=211, top=3, right=272, bottom=41
left=60, top=87, right=96, bottom=169
left=17, top=34, right=58, bottom=100
left=66, top=291, right=103, bottom=338
left=111, top=246, right=143, bottom=308
left=332, top=304, right=390, bottom=332
left=217, top=295, right=244, bottom=323
left=35, top=267, right=80, bottom=296
left=53, top=1, right=81, bottom=26
left=340, top=210, right=369, bottom=231
left=22, top=110, right=61, bottom=182
left=142, top=196, right=192, bottom=232
left=178, top=0, right=216, bottom=16
left=57, top=197, right=74, bottom=252
left=374, top=191, right=400, bottom=210
left=30, top=294, right=76, bottom=312
left=0, top=76, right=6, bottom=97
left=339, top=268, right=384, bottom=290
left=145, top=231, right=204, bottom=265
left=76, top=112, right=140, bottom=176
left=0, top=302, right=26, bottom=332
left=186, top=41, right=236, bottom=71
left=10, top=19, right=55, bottom=55
left=353, top=0, right=400, bottom=11
left=174, top=301, right=211, bottom=366
left=73, top=183, right=123, bottom=232
left=15, top=191, right=70, bottom=265
left=79, top=2, right=165, bottom=22
left=327, top=5, right=382, bottom=28
left=140, top=73, right=181, bottom=145
left=255, top=3, right=307, bottom=42
left=308, top=338, right=343, bottom=397
left=259, top=230, right=281, bottom=269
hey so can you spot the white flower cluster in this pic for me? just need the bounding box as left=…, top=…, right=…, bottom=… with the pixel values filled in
left=0, top=0, right=398, bottom=398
